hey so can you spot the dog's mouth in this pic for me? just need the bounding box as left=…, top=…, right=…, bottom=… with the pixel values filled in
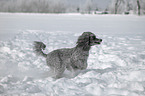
left=96, top=42, right=101, bottom=44
left=95, top=39, right=102, bottom=44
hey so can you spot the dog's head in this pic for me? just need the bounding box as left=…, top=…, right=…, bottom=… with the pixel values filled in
left=77, top=32, right=102, bottom=50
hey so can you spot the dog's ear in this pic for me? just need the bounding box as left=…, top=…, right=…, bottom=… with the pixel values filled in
left=76, top=32, right=92, bottom=51
left=77, top=33, right=90, bottom=46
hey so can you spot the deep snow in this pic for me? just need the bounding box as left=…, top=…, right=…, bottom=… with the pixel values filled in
left=0, top=13, right=145, bottom=96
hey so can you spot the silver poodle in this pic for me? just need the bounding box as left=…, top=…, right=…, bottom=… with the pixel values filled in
left=33, top=32, right=102, bottom=78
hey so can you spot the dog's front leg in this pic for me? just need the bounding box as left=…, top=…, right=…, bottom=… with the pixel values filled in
left=80, top=62, right=87, bottom=70
left=66, top=64, right=76, bottom=77
left=75, top=60, right=88, bottom=70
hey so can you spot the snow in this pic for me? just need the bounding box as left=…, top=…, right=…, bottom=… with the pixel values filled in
left=0, top=13, right=145, bottom=96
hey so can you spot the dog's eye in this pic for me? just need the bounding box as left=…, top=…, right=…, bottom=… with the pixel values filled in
left=91, top=36, right=96, bottom=39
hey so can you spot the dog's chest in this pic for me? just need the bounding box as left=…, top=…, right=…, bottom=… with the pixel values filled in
left=72, top=49, right=89, bottom=60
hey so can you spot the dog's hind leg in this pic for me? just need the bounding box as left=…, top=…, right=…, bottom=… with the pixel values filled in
left=48, top=66, right=65, bottom=79
left=46, top=51, right=65, bottom=79
left=54, top=65, right=65, bottom=79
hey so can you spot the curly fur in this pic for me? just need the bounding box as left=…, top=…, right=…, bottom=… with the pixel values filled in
left=33, top=32, right=102, bottom=78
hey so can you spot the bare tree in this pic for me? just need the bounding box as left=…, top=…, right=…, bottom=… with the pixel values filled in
left=114, top=0, right=125, bottom=14
left=142, top=1, right=145, bottom=14
left=50, top=0, right=66, bottom=13
left=126, top=0, right=133, bottom=11
left=108, top=0, right=126, bottom=14
left=137, top=0, right=141, bottom=15
left=84, top=0, right=93, bottom=14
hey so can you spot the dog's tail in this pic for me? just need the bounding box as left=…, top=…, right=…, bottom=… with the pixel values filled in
left=33, top=41, right=47, bottom=58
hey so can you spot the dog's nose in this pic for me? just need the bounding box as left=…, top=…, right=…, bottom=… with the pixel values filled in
left=100, top=39, right=102, bottom=42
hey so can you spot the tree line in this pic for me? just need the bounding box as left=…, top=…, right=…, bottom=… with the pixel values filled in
left=109, top=0, right=145, bottom=15
left=0, top=0, right=145, bottom=15
left=0, top=0, right=66, bottom=13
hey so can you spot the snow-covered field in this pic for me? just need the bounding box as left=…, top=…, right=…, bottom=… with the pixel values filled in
left=0, top=13, right=145, bottom=96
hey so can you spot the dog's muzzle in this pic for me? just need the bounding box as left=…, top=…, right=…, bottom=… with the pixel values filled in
left=95, top=39, right=102, bottom=44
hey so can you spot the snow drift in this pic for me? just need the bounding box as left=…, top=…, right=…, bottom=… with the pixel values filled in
left=0, top=30, right=145, bottom=96
left=0, top=14, right=145, bottom=96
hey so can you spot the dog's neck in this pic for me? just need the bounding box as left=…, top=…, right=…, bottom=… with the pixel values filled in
left=76, top=44, right=91, bottom=51
left=73, top=45, right=90, bottom=59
